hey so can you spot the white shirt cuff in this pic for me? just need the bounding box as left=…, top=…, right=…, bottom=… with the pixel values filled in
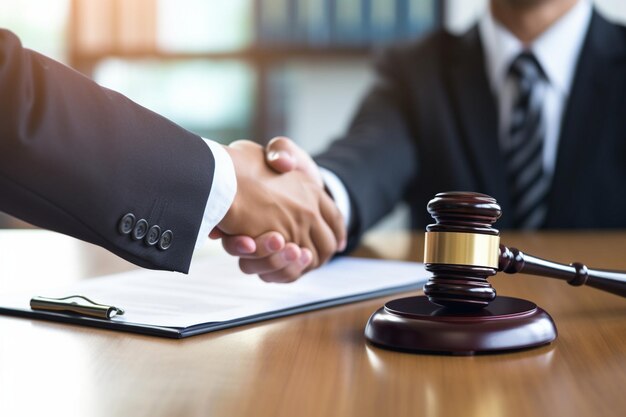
left=319, top=167, right=352, bottom=229
left=195, top=138, right=237, bottom=250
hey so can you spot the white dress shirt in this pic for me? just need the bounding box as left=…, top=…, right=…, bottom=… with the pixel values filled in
left=322, top=0, right=592, bottom=230
left=479, top=0, right=592, bottom=178
left=195, top=139, right=236, bottom=250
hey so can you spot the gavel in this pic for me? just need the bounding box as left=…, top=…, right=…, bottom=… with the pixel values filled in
left=423, top=191, right=626, bottom=309
left=365, top=191, right=626, bottom=355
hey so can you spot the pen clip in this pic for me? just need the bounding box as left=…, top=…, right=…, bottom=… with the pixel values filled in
left=30, top=295, right=125, bottom=320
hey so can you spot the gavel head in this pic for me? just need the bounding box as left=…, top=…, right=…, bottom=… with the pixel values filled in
left=423, top=191, right=502, bottom=310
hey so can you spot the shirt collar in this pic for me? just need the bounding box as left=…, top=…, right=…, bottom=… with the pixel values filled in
left=479, top=0, right=593, bottom=94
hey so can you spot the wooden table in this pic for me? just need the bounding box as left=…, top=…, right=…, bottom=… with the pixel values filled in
left=1, top=229, right=625, bottom=417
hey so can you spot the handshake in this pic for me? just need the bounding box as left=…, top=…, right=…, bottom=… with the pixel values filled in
left=213, top=137, right=346, bottom=283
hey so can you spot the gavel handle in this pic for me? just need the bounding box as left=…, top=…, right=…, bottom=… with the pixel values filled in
left=499, top=244, right=626, bottom=298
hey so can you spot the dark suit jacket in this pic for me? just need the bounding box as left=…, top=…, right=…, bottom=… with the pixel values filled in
left=316, top=11, right=626, bottom=245
left=0, top=30, right=214, bottom=273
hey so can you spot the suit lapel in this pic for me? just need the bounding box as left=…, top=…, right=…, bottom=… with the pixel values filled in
left=445, top=28, right=511, bottom=223
left=547, top=11, right=626, bottom=225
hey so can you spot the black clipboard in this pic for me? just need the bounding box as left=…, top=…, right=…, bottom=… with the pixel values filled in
left=0, top=257, right=428, bottom=339
left=0, top=282, right=423, bottom=338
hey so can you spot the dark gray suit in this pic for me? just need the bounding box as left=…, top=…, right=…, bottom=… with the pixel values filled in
left=0, top=30, right=214, bottom=273
left=316, top=11, right=626, bottom=245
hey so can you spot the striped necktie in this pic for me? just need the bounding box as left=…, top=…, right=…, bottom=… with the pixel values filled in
left=505, top=52, right=549, bottom=229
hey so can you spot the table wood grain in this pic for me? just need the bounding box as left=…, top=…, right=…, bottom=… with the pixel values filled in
left=1, top=229, right=625, bottom=417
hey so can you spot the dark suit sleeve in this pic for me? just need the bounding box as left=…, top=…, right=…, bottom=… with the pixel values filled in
left=0, top=30, right=215, bottom=273
left=315, top=46, right=418, bottom=248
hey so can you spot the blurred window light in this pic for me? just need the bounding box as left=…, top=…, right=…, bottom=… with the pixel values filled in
left=156, top=0, right=253, bottom=52
left=94, top=59, right=253, bottom=142
left=0, top=0, right=69, bottom=62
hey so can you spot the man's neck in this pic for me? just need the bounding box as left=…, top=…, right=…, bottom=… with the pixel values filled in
left=490, top=0, right=580, bottom=44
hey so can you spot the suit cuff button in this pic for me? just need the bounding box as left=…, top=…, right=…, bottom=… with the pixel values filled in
left=158, top=230, right=173, bottom=251
left=118, top=213, right=136, bottom=235
left=145, top=225, right=161, bottom=246
left=132, top=219, right=149, bottom=240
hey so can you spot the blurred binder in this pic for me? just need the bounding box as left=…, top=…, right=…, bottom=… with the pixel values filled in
left=257, top=0, right=292, bottom=46
left=405, top=0, right=438, bottom=38
left=370, top=0, right=396, bottom=43
left=332, top=0, right=366, bottom=45
left=299, top=0, right=333, bottom=46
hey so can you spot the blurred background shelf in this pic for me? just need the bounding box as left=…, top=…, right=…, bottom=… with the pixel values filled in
left=0, top=0, right=443, bottom=229
left=2, top=0, right=625, bottom=229
left=66, top=0, right=443, bottom=145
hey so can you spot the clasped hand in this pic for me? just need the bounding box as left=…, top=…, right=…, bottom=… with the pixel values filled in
left=213, top=138, right=346, bottom=282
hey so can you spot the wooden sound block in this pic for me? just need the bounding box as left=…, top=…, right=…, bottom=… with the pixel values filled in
left=365, top=296, right=557, bottom=355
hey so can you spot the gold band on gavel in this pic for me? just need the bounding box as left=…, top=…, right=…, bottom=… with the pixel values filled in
left=423, top=231, right=500, bottom=268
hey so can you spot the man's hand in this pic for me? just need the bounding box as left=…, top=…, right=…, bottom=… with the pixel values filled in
left=210, top=229, right=313, bottom=283
left=265, top=136, right=324, bottom=185
left=216, top=140, right=345, bottom=282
